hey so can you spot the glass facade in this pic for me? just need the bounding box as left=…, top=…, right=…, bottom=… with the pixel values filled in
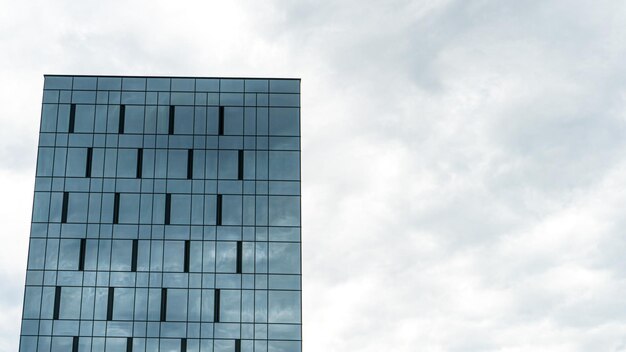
left=19, top=75, right=301, bottom=352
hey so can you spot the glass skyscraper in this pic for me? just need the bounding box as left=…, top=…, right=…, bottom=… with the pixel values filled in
left=19, top=75, right=302, bottom=352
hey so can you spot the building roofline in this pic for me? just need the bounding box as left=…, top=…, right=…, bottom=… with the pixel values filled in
left=43, top=74, right=301, bottom=80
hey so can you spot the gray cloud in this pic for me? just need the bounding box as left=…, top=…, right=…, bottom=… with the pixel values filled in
left=1, top=0, right=626, bottom=351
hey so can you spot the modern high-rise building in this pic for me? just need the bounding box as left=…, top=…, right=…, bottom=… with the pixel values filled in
left=19, top=75, right=302, bottom=352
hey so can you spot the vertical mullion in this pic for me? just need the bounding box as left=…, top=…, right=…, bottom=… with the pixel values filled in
left=236, top=241, right=242, bottom=274
left=113, top=193, right=120, bottom=224
left=161, top=288, right=168, bottom=322
left=219, top=106, right=225, bottom=135
left=216, top=194, right=222, bottom=226
left=131, top=239, right=138, bottom=272
left=238, top=150, right=243, bottom=180
left=61, top=192, right=69, bottom=223
left=126, top=337, right=132, bottom=352
left=69, top=104, right=76, bottom=133
left=169, top=106, right=175, bottom=135
left=181, top=338, right=187, bottom=352
left=136, top=148, right=143, bottom=178
left=53, top=286, right=61, bottom=320
left=214, top=288, right=220, bottom=322
left=235, top=339, right=241, bottom=352
left=119, top=105, right=126, bottom=134
left=187, top=149, right=194, bottom=179
left=85, top=147, right=93, bottom=178
left=165, top=193, right=171, bottom=225
left=78, top=239, right=86, bottom=271
left=107, top=287, right=114, bottom=321
left=184, top=240, right=190, bottom=273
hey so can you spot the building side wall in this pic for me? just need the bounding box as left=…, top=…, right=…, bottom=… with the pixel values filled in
left=19, top=75, right=302, bottom=352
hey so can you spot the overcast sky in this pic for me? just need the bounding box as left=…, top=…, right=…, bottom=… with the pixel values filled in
left=1, top=0, right=626, bottom=351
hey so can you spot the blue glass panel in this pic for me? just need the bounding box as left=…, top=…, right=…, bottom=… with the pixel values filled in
left=269, top=79, right=300, bottom=93
left=166, top=289, right=188, bottom=321
left=122, top=77, right=146, bottom=91
left=147, top=78, right=170, bottom=91
left=269, top=108, right=299, bottom=136
left=269, top=243, right=300, bottom=274
left=97, top=77, right=122, bottom=90
left=268, top=196, right=300, bottom=226
left=73, top=76, right=97, bottom=90
left=268, top=151, right=299, bottom=181
left=41, top=104, right=59, bottom=132
left=196, top=79, right=219, bottom=92
left=59, top=287, right=81, bottom=319
left=268, top=291, right=300, bottom=323
left=220, top=79, right=244, bottom=92
left=245, top=79, right=268, bottom=93
left=44, top=76, right=72, bottom=90
left=172, top=78, right=195, bottom=91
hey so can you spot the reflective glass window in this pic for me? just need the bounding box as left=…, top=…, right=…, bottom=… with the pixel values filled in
left=170, top=195, right=191, bottom=225
left=220, top=290, right=241, bottom=322
left=168, top=150, right=188, bottom=178
left=117, top=149, right=137, bottom=178
left=218, top=150, right=238, bottom=179
left=216, top=242, right=236, bottom=272
left=268, top=291, right=300, bottom=323
left=268, top=196, right=300, bottom=226
left=268, top=151, right=299, bottom=181
left=223, top=107, right=243, bottom=135
left=67, top=193, right=88, bottom=223
left=269, top=243, right=300, bottom=274
left=269, top=108, right=299, bottom=136
left=74, top=104, right=95, bottom=132
left=59, top=287, right=81, bottom=319
left=119, top=194, right=140, bottom=224
left=166, top=289, right=188, bottom=321
left=222, top=195, right=242, bottom=225
left=66, top=148, right=87, bottom=177
left=174, top=106, right=193, bottom=134
left=58, top=239, right=80, bottom=270
left=163, top=241, right=184, bottom=272
left=125, top=106, right=144, bottom=133
left=113, top=288, right=134, bottom=320
left=111, top=240, right=132, bottom=271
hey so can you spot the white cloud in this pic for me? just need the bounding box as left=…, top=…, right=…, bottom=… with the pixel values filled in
left=1, top=0, right=626, bottom=350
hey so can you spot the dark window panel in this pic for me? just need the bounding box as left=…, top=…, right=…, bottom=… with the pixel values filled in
left=53, top=286, right=61, bottom=320
left=78, top=239, right=86, bottom=271
left=61, top=192, right=69, bottom=223
left=85, top=148, right=92, bottom=178
left=169, top=106, right=175, bottom=135
left=165, top=193, right=171, bottom=225
left=131, top=239, right=138, bottom=272
left=184, top=240, right=190, bottom=273
left=187, top=149, right=193, bottom=180
left=126, top=337, right=133, bottom=352
left=68, top=104, right=76, bottom=133
left=160, top=288, right=167, bottom=322
left=113, top=193, right=120, bottom=224
left=236, top=241, right=242, bottom=274
left=218, top=106, right=225, bottom=135
left=107, top=287, right=114, bottom=321
left=214, top=289, right=220, bottom=322
left=216, top=194, right=222, bottom=226
left=119, top=105, right=126, bottom=134
left=72, top=337, right=79, bottom=352
left=136, top=149, right=143, bottom=178
left=238, top=150, right=244, bottom=180
left=235, top=339, right=241, bottom=352
left=181, top=338, right=187, bottom=352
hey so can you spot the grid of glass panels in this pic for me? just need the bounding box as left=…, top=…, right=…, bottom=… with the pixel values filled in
left=20, top=76, right=301, bottom=352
